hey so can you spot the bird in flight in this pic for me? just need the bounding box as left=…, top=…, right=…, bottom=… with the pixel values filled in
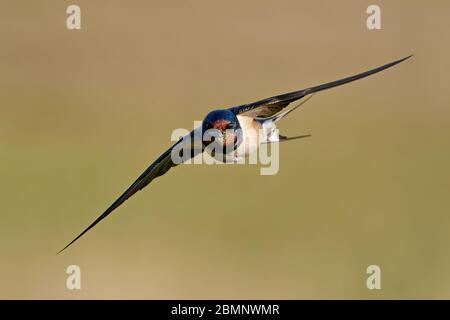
left=59, top=55, right=412, bottom=253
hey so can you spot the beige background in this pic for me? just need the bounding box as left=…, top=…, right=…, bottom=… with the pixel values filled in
left=1, top=0, right=449, bottom=299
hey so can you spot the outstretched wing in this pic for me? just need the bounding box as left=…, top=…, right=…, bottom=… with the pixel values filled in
left=58, top=129, right=202, bottom=253
left=230, top=55, right=412, bottom=119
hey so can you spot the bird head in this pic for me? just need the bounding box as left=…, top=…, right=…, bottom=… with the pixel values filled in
left=202, top=109, right=242, bottom=158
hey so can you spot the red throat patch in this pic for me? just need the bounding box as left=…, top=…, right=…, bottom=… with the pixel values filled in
left=211, top=119, right=231, bottom=130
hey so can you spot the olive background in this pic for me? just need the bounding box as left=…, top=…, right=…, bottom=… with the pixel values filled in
left=1, top=0, right=450, bottom=299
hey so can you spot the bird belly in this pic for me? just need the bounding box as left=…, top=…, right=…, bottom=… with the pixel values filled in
left=235, top=115, right=263, bottom=158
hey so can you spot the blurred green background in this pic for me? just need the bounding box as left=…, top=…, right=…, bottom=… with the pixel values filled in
left=1, top=0, right=449, bottom=299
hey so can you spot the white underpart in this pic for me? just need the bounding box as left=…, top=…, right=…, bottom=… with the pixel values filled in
left=262, top=120, right=280, bottom=143
left=234, top=115, right=277, bottom=160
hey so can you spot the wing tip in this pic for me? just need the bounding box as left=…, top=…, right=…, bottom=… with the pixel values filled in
left=56, top=247, right=67, bottom=255
left=56, top=218, right=101, bottom=254
left=57, top=236, right=81, bottom=255
left=397, top=54, right=414, bottom=63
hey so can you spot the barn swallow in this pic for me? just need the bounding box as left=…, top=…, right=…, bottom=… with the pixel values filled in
left=58, top=55, right=412, bottom=253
